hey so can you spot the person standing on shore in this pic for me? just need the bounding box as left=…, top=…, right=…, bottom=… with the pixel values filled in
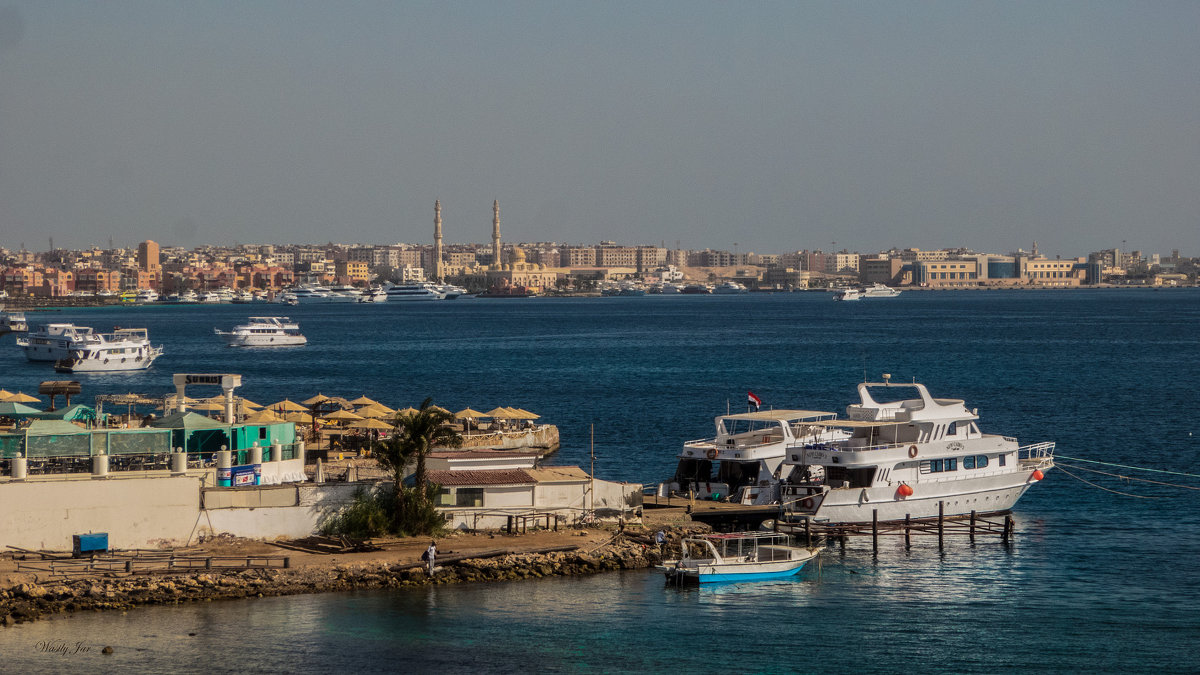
left=425, top=541, right=437, bottom=576
left=654, top=529, right=666, bottom=555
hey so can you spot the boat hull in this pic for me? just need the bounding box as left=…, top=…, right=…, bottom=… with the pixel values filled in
left=226, top=335, right=307, bottom=347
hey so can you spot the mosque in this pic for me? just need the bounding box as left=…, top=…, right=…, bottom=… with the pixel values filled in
left=429, top=200, right=561, bottom=293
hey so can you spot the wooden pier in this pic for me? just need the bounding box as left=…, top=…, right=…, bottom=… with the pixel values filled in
left=778, top=503, right=1016, bottom=552
left=10, top=547, right=291, bottom=578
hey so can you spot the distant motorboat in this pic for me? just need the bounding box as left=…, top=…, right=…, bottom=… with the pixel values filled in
left=385, top=282, right=446, bottom=301
left=357, top=287, right=388, bottom=303
left=832, top=287, right=861, bottom=301
left=215, top=316, right=307, bottom=347
left=861, top=283, right=902, bottom=298
left=284, top=285, right=359, bottom=303
left=681, top=284, right=712, bottom=294
left=713, top=281, right=749, bottom=294
left=135, top=289, right=159, bottom=303
left=661, top=532, right=819, bottom=585
left=0, top=309, right=28, bottom=334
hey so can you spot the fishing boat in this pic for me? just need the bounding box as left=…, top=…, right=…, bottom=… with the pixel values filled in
left=661, top=532, right=819, bottom=585
left=52, top=328, right=163, bottom=373
left=214, top=316, right=307, bottom=347
left=659, top=409, right=844, bottom=505
left=778, top=375, right=1055, bottom=524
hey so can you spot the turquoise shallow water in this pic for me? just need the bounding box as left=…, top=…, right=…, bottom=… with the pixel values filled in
left=1, top=289, right=1198, bottom=672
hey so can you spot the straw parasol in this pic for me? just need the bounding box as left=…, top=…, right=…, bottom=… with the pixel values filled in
left=509, top=408, right=541, bottom=420
left=282, top=412, right=312, bottom=424
left=351, top=418, right=393, bottom=431
left=394, top=407, right=419, bottom=417
left=349, top=395, right=381, bottom=407
left=302, top=393, right=332, bottom=406
left=356, top=405, right=391, bottom=418
left=0, top=389, right=14, bottom=401
left=484, top=406, right=515, bottom=418
left=188, top=401, right=227, bottom=412
left=428, top=405, right=450, bottom=414
left=454, top=407, right=489, bottom=419
left=242, top=410, right=283, bottom=424
left=322, top=409, right=363, bottom=422
left=270, top=399, right=308, bottom=412
left=7, top=392, right=41, bottom=404
left=239, top=398, right=264, bottom=410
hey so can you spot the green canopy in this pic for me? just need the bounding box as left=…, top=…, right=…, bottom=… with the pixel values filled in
left=24, top=420, right=89, bottom=436
left=30, top=404, right=97, bottom=423
left=0, top=401, right=42, bottom=418
left=150, top=412, right=230, bottom=430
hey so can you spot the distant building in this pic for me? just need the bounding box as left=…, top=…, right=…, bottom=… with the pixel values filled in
left=137, top=240, right=160, bottom=272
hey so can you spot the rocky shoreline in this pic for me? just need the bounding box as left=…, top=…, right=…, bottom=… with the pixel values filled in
left=0, top=532, right=689, bottom=628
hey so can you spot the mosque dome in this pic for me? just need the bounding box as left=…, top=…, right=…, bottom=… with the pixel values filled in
left=511, top=247, right=527, bottom=264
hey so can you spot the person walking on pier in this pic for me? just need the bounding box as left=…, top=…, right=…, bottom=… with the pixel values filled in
left=424, top=541, right=437, bottom=576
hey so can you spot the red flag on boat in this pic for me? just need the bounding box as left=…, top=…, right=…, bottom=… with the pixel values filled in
left=747, top=391, right=762, bottom=411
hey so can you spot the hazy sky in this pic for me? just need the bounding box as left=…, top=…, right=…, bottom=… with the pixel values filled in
left=1, top=2, right=1197, bottom=257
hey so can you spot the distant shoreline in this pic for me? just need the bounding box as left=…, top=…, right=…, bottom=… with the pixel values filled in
left=3, top=283, right=1195, bottom=313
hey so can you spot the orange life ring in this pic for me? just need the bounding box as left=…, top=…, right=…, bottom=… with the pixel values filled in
left=706, top=448, right=718, bottom=460
left=908, top=445, right=918, bottom=458
left=801, top=497, right=814, bottom=509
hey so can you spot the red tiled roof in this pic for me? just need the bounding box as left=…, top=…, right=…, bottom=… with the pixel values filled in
left=426, top=469, right=535, bottom=487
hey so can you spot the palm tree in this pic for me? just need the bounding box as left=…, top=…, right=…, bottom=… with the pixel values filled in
left=388, top=397, right=462, bottom=500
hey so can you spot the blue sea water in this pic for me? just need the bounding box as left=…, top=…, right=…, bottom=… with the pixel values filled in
left=1, top=289, right=1199, bottom=673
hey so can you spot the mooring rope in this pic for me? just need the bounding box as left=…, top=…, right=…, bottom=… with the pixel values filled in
left=1055, top=454, right=1200, bottom=480
left=1056, top=461, right=1200, bottom=492
left=1054, top=465, right=1167, bottom=499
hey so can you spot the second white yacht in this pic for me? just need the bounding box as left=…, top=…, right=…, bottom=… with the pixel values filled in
left=215, top=316, right=307, bottom=347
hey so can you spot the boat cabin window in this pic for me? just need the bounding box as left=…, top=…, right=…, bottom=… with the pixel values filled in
left=998, top=454, right=1006, bottom=467
left=963, top=455, right=989, bottom=470
left=824, top=466, right=876, bottom=488
left=924, top=458, right=958, bottom=473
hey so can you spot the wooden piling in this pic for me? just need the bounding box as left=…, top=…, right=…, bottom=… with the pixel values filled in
left=937, top=501, right=944, bottom=550
left=872, top=509, right=878, bottom=554
left=969, top=510, right=976, bottom=543
left=804, top=517, right=811, bottom=548
left=904, top=514, right=911, bottom=549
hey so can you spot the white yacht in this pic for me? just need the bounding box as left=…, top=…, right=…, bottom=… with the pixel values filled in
left=0, top=309, right=28, bottom=334
left=833, top=287, right=861, bottom=301
left=215, top=316, right=307, bottom=347
left=134, top=289, right=159, bottom=303
left=385, top=282, right=446, bottom=301
left=436, top=283, right=468, bottom=299
left=198, top=291, right=223, bottom=303
left=329, top=285, right=364, bottom=301
left=231, top=289, right=256, bottom=304
left=713, top=281, right=749, bottom=294
left=862, top=283, right=901, bottom=298
left=778, top=376, right=1054, bottom=524
left=284, top=285, right=359, bottom=303
left=660, top=282, right=683, bottom=294
left=357, top=286, right=387, bottom=303
left=177, top=290, right=199, bottom=304
left=660, top=409, right=844, bottom=505
left=53, top=328, right=163, bottom=373
left=16, top=323, right=97, bottom=361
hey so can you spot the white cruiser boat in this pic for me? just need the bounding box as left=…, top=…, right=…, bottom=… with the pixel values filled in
left=437, top=283, right=468, bottom=299
left=385, top=282, right=446, bottom=301
left=0, top=309, right=28, bottom=334
left=135, top=289, right=160, bottom=303
left=713, top=281, right=749, bottom=294
left=862, top=283, right=901, bottom=298
left=662, top=532, right=819, bottom=585
left=53, top=328, right=163, bottom=373
left=177, top=290, right=199, bottom=303
left=357, top=287, right=388, bottom=303
left=778, top=376, right=1054, bottom=524
left=660, top=409, right=843, bottom=505
left=283, top=285, right=359, bottom=303
left=16, top=323, right=97, bottom=361
left=215, top=316, right=307, bottom=347
left=660, top=282, right=683, bottom=294
left=832, top=287, right=861, bottom=301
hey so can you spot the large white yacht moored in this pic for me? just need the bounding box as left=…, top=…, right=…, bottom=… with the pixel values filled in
left=861, top=283, right=901, bottom=298
left=778, top=375, right=1054, bottom=524
left=214, top=316, right=307, bottom=347
left=0, top=309, right=28, bottom=334
left=52, top=328, right=163, bottom=373
left=385, top=282, right=446, bottom=301
left=660, top=409, right=844, bottom=505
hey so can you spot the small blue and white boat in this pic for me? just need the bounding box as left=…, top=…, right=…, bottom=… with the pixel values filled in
left=661, top=531, right=819, bottom=585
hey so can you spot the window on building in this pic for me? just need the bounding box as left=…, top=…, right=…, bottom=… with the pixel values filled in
left=456, top=488, right=484, bottom=507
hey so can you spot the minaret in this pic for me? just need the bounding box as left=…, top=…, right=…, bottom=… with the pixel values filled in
left=433, top=199, right=444, bottom=281
left=491, top=200, right=501, bottom=266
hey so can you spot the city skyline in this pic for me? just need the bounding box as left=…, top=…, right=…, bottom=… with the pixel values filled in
left=1, top=2, right=1197, bottom=256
